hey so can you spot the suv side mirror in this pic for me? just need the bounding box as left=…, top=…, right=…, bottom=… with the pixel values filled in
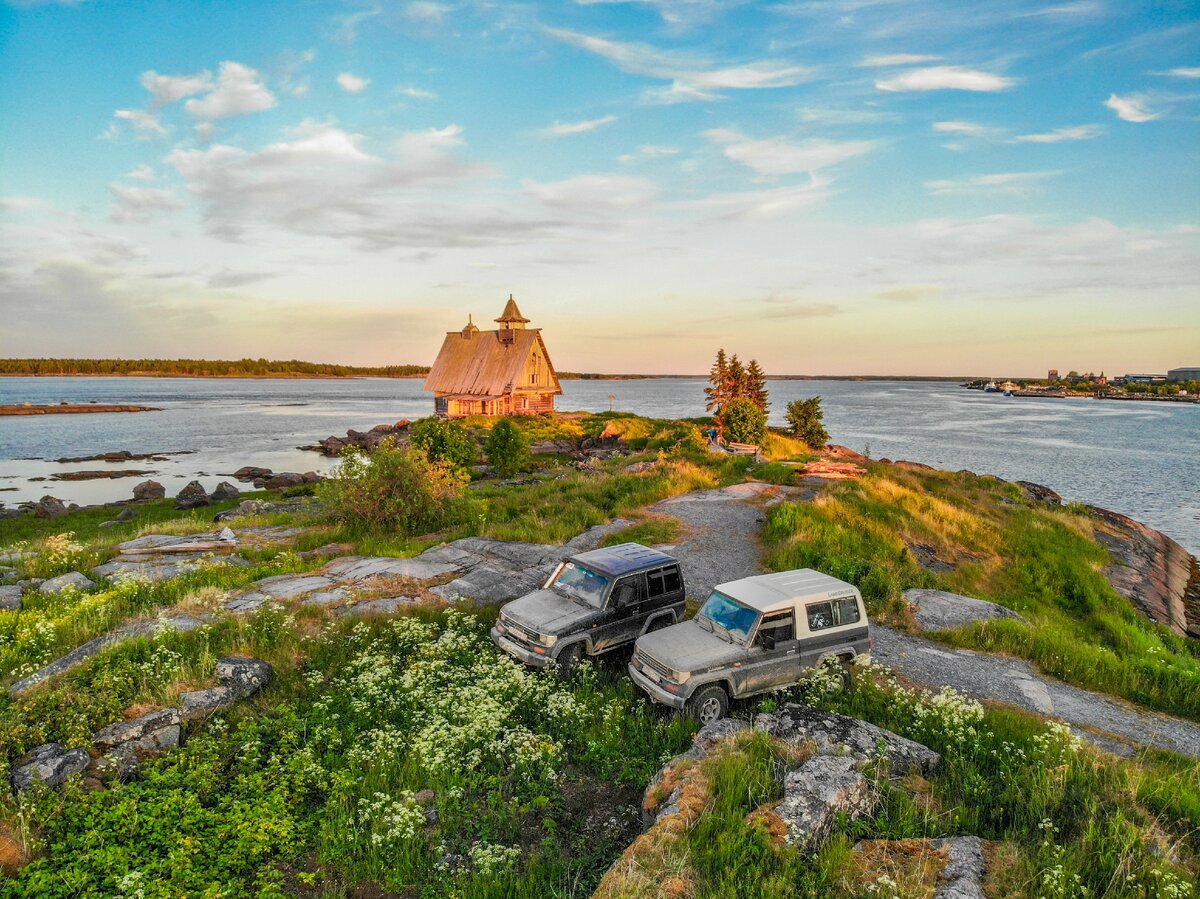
left=761, top=634, right=776, bottom=651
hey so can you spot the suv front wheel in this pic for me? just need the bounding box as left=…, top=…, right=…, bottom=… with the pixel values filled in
left=686, top=684, right=729, bottom=725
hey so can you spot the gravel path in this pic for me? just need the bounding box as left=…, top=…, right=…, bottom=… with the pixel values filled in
left=654, top=483, right=1200, bottom=760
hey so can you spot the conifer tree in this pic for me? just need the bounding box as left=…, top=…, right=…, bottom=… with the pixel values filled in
left=745, top=359, right=769, bottom=413
left=727, top=355, right=746, bottom=400
left=705, top=349, right=729, bottom=414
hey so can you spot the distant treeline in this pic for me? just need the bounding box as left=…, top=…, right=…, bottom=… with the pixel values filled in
left=0, top=358, right=431, bottom=378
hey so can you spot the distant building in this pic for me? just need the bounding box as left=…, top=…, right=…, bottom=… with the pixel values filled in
left=1168, top=367, right=1200, bottom=382
left=423, top=296, right=562, bottom=417
left=1123, top=373, right=1167, bottom=384
left=1047, top=369, right=1058, bottom=380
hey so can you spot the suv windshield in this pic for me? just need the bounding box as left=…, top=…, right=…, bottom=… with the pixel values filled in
left=549, top=561, right=611, bottom=608
left=696, top=591, right=759, bottom=644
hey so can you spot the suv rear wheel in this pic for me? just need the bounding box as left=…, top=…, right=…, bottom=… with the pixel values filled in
left=686, top=684, right=729, bottom=725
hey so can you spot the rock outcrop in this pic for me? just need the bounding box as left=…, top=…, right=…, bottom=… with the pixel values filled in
left=1089, top=504, right=1200, bottom=638
left=302, top=422, right=411, bottom=456
left=10, top=743, right=90, bottom=793
left=32, top=496, right=67, bottom=519
left=132, top=479, right=165, bottom=501
left=38, top=571, right=95, bottom=595
left=776, top=755, right=873, bottom=848
left=211, top=481, right=240, bottom=501
left=904, top=588, right=1025, bottom=632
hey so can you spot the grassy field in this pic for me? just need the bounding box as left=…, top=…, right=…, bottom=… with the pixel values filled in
left=0, top=411, right=1197, bottom=897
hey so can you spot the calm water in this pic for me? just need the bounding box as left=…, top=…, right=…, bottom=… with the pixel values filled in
left=1, top=376, right=1196, bottom=553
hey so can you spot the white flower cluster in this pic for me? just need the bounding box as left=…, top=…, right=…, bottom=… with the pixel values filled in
left=42, top=532, right=84, bottom=569
left=865, top=872, right=900, bottom=899
left=1030, top=720, right=1083, bottom=764
left=466, top=841, right=521, bottom=876
left=1037, top=818, right=1087, bottom=899
left=1135, top=868, right=1196, bottom=899
left=356, top=791, right=426, bottom=850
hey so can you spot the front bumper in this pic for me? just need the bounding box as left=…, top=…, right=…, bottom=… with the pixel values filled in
left=628, top=661, right=687, bottom=710
left=490, top=626, right=553, bottom=669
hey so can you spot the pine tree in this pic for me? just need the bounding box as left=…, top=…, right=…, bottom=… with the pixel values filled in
left=745, top=359, right=769, bottom=413
left=727, top=355, right=746, bottom=400
left=704, top=349, right=729, bottom=414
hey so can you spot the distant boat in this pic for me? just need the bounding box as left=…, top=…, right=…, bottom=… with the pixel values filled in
left=984, top=380, right=1000, bottom=393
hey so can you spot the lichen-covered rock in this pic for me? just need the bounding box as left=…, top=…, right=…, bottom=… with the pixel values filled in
left=10, top=743, right=90, bottom=792
left=132, top=479, right=165, bottom=501
left=215, top=499, right=276, bottom=521
left=642, top=718, right=749, bottom=825
left=175, top=481, right=211, bottom=509
left=38, top=571, right=95, bottom=595
left=904, top=588, right=1025, bottom=632
left=215, top=656, right=273, bottom=699
left=756, top=704, right=941, bottom=776
left=91, top=709, right=181, bottom=751
left=776, top=755, right=872, bottom=849
left=1016, top=481, right=1062, bottom=505
left=178, top=685, right=237, bottom=720
left=934, top=836, right=987, bottom=899
left=0, top=585, right=21, bottom=611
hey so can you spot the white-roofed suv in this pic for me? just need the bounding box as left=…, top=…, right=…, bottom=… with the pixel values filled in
left=629, top=569, right=871, bottom=725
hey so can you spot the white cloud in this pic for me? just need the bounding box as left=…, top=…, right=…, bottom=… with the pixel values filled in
left=399, top=85, right=437, bottom=99
left=185, top=62, right=276, bottom=119
left=108, top=108, right=168, bottom=140
left=682, top=178, right=831, bottom=220
left=0, top=196, right=44, bottom=212
left=859, top=53, right=940, bottom=67
left=405, top=1, right=449, bottom=24
left=523, top=174, right=659, bottom=211
left=126, top=164, right=157, bottom=181
left=109, top=183, right=184, bottom=224
left=706, top=129, right=872, bottom=175
left=876, top=283, right=944, bottom=302
left=543, top=114, right=619, bottom=136
left=876, top=65, right=1016, bottom=92
left=1011, top=124, right=1103, bottom=143
left=574, top=0, right=733, bottom=27
left=932, top=120, right=1000, bottom=137
left=140, top=69, right=215, bottom=107
left=924, top=171, right=1059, bottom=195
left=618, top=144, right=681, bottom=163
left=544, top=27, right=812, bottom=102
left=1104, top=93, right=1161, bottom=122
left=1166, top=67, right=1200, bottom=78
left=337, top=72, right=371, bottom=94
left=797, top=106, right=896, bottom=125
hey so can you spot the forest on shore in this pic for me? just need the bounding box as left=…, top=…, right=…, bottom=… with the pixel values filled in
left=0, top=358, right=431, bottom=378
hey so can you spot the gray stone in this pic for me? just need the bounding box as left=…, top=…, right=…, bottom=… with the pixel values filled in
left=250, top=574, right=337, bottom=599
left=98, top=520, right=119, bottom=528
left=644, top=719, right=749, bottom=824
left=904, top=588, right=1025, bottom=632
left=215, top=499, right=275, bottom=521
left=175, top=481, right=211, bottom=509
left=300, top=587, right=350, bottom=606
left=934, top=836, right=987, bottom=899
left=224, top=592, right=269, bottom=613
left=132, top=480, right=166, bottom=501
left=33, top=495, right=68, bottom=518
left=215, top=656, right=273, bottom=698
left=92, top=558, right=203, bottom=583
left=432, top=565, right=547, bottom=606
left=320, top=554, right=459, bottom=582
left=39, top=571, right=96, bottom=595
left=755, top=704, right=941, bottom=776
left=92, top=709, right=181, bottom=751
left=92, top=724, right=181, bottom=778
left=11, top=743, right=90, bottom=792
left=117, top=507, right=138, bottom=522
left=776, top=755, right=873, bottom=849
left=336, top=595, right=419, bottom=616
left=211, top=481, right=241, bottom=502
left=178, top=685, right=237, bottom=720
left=0, top=584, right=21, bottom=611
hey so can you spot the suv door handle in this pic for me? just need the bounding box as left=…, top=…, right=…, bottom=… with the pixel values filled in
left=785, top=649, right=797, bottom=655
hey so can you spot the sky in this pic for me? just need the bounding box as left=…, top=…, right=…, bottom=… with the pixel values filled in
left=0, top=0, right=1197, bottom=376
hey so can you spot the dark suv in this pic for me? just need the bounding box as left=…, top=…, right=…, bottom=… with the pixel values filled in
left=491, top=543, right=686, bottom=671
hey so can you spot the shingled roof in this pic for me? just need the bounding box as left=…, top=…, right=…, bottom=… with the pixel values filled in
left=423, top=306, right=562, bottom=398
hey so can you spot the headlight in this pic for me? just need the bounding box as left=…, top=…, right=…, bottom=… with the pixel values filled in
left=535, top=632, right=558, bottom=647
left=667, top=668, right=691, bottom=684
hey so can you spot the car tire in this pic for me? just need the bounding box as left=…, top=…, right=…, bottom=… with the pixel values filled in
left=686, top=684, right=729, bottom=726
left=554, top=642, right=582, bottom=676
left=839, top=661, right=855, bottom=693
left=644, top=615, right=672, bottom=634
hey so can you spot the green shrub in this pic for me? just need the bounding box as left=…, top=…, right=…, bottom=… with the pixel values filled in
left=318, top=439, right=468, bottom=536
left=784, top=396, right=829, bottom=448
left=720, top=397, right=767, bottom=445
left=485, top=419, right=530, bottom=478
left=410, top=418, right=479, bottom=469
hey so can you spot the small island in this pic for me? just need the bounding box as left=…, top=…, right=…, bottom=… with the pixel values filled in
left=0, top=403, right=161, bottom=416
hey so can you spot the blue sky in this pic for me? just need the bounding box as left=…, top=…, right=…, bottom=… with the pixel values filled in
left=1, top=0, right=1197, bottom=375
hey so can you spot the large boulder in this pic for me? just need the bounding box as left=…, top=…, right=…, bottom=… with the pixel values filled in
left=260, top=472, right=305, bottom=490
left=91, top=709, right=182, bottom=778
left=0, top=585, right=21, bottom=611
left=232, top=466, right=273, bottom=482
left=215, top=499, right=276, bottom=522
left=904, top=588, right=1025, bottom=632
left=39, top=571, right=95, bottom=595
left=175, top=481, right=211, bottom=510
left=33, top=496, right=67, bottom=519
left=10, top=743, right=90, bottom=792
left=132, top=480, right=165, bottom=501
left=211, top=481, right=241, bottom=502
left=756, top=704, right=941, bottom=776
left=776, top=755, right=873, bottom=849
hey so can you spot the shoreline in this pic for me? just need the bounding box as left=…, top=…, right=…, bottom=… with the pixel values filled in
left=0, top=404, right=161, bottom=416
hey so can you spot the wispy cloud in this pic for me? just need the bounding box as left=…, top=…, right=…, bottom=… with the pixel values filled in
left=876, top=284, right=944, bottom=302
left=398, top=85, right=437, bottom=99
left=1104, top=93, right=1161, bottom=122
left=1012, top=124, right=1103, bottom=143
left=140, top=70, right=214, bottom=107
left=543, top=114, right=619, bottom=137
left=1164, top=66, right=1200, bottom=78
left=933, top=120, right=1001, bottom=138
left=858, top=53, right=940, bottom=67
left=185, top=61, right=276, bottom=119
left=336, top=72, right=371, bottom=94
left=924, top=171, right=1059, bottom=195
left=523, top=174, right=659, bottom=211
left=109, top=184, right=184, bottom=224
left=544, top=26, right=813, bottom=102
left=876, top=66, right=1016, bottom=92
left=104, top=108, right=168, bottom=141
left=682, top=178, right=832, bottom=220
left=706, top=128, right=872, bottom=175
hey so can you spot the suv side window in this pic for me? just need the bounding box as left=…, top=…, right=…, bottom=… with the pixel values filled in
left=612, top=575, right=645, bottom=608
left=806, top=601, right=835, bottom=631
left=647, top=566, right=682, bottom=598
left=755, top=611, right=795, bottom=645
left=834, top=597, right=860, bottom=625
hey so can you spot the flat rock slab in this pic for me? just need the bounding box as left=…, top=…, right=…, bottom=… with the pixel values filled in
left=756, top=704, right=941, bottom=776
left=118, top=532, right=234, bottom=553
left=300, top=587, right=350, bottom=606
left=179, top=685, right=236, bottom=720
left=93, top=554, right=249, bottom=583
left=39, top=571, right=96, bottom=594
left=319, top=555, right=459, bottom=582
left=336, top=595, right=421, bottom=616
left=777, top=755, right=873, bottom=849
left=11, top=742, right=90, bottom=792
left=873, top=625, right=1200, bottom=759
left=251, top=574, right=337, bottom=599
left=431, top=565, right=550, bottom=606
left=904, top=588, right=1025, bottom=632
left=235, top=525, right=308, bottom=545
left=660, top=482, right=776, bottom=504
left=934, top=836, right=987, bottom=899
